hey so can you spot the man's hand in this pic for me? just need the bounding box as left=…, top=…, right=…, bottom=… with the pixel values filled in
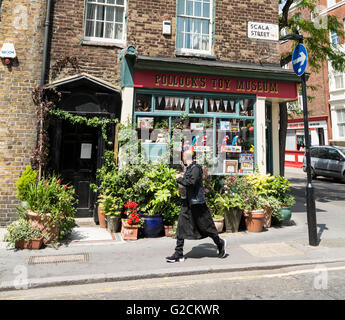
left=175, top=173, right=182, bottom=179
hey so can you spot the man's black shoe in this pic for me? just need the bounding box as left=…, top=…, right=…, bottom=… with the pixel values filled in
left=166, top=252, right=185, bottom=263
left=218, top=238, right=227, bottom=258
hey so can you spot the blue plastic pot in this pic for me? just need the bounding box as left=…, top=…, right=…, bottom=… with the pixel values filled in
left=141, top=214, right=163, bottom=238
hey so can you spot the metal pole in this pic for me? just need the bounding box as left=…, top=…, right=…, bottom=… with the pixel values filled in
left=301, top=72, right=318, bottom=246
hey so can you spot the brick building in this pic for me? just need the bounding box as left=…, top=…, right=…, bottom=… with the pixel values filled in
left=0, top=0, right=300, bottom=224
left=0, top=0, right=47, bottom=226
left=281, top=0, right=345, bottom=167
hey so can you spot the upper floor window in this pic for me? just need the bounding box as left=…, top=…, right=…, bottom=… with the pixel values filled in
left=84, top=0, right=126, bottom=43
left=176, top=0, right=212, bottom=54
left=330, top=31, right=339, bottom=45
left=327, top=0, right=336, bottom=8
left=334, top=74, right=344, bottom=89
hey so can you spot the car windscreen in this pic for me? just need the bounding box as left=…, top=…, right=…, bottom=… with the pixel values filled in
left=338, top=147, right=345, bottom=157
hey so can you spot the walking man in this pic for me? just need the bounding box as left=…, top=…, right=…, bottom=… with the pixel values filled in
left=166, top=148, right=227, bottom=263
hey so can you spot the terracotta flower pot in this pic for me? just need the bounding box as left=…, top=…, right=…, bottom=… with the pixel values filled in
left=164, top=225, right=174, bottom=237
left=26, top=210, right=59, bottom=244
left=121, top=219, right=139, bottom=240
left=97, top=204, right=107, bottom=229
left=213, top=216, right=224, bottom=233
left=15, top=237, right=43, bottom=250
left=244, top=210, right=265, bottom=232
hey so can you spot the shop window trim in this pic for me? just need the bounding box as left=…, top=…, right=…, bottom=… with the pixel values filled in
left=133, top=89, right=257, bottom=174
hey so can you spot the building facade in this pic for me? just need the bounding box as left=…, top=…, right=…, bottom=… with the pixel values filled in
left=0, top=0, right=46, bottom=226
left=281, top=0, right=345, bottom=167
left=0, top=0, right=299, bottom=224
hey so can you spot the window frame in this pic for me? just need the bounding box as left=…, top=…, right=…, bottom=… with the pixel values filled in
left=330, top=30, right=339, bottom=45
left=83, top=0, right=127, bottom=45
left=176, top=0, right=213, bottom=56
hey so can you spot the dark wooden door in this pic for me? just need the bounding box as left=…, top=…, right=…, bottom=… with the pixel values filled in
left=60, top=122, right=99, bottom=217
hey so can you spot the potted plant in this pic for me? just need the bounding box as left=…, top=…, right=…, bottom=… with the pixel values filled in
left=121, top=201, right=143, bottom=240
left=99, top=195, right=122, bottom=233
left=215, top=193, right=242, bottom=233
left=279, top=194, right=295, bottom=225
left=97, top=202, right=107, bottom=229
left=5, top=219, right=44, bottom=250
left=16, top=168, right=77, bottom=244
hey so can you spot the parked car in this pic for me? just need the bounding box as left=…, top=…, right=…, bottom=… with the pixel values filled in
left=303, top=146, right=345, bottom=181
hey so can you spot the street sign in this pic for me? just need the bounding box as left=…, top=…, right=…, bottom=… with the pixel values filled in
left=292, top=44, right=308, bottom=76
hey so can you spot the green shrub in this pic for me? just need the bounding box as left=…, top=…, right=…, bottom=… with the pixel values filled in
left=16, top=166, right=37, bottom=201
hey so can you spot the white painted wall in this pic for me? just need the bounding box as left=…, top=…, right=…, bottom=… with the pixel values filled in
left=272, top=101, right=280, bottom=174
left=256, top=97, right=266, bottom=174
left=121, top=87, right=134, bottom=125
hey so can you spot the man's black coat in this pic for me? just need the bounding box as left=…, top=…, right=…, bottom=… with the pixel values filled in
left=176, top=162, right=218, bottom=240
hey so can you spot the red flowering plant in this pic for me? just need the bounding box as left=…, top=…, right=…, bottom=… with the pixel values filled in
left=124, top=201, right=144, bottom=227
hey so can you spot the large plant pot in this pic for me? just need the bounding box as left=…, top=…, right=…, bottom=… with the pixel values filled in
left=224, top=207, right=242, bottom=233
left=97, top=205, right=107, bottom=229
left=244, top=210, right=265, bottom=232
left=141, top=214, right=163, bottom=238
left=107, top=216, right=121, bottom=233
left=263, top=205, right=272, bottom=228
left=213, top=216, right=224, bottom=233
left=26, top=210, right=59, bottom=244
left=121, top=219, right=139, bottom=240
left=279, top=206, right=292, bottom=225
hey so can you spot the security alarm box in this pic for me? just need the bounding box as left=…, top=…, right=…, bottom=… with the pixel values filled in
left=162, top=21, right=171, bottom=35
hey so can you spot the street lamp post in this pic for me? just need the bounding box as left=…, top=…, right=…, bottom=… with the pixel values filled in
left=280, top=34, right=318, bottom=246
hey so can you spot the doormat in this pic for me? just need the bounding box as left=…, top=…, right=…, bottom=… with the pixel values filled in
left=66, top=227, right=124, bottom=246
left=27, top=253, right=90, bottom=265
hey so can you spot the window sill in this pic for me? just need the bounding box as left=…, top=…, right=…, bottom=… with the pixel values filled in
left=81, top=39, right=126, bottom=49
left=175, top=50, right=216, bottom=60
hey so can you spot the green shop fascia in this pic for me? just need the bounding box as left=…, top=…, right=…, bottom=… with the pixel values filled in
left=120, top=47, right=300, bottom=175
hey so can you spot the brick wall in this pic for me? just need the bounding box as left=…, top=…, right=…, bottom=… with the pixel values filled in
left=50, top=0, right=281, bottom=87
left=0, top=0, right=45, bottom=226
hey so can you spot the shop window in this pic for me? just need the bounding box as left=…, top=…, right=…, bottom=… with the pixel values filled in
left=216, top=118, right=255, bottom=175
left=286, top=131, right=296, bottom=151
left=84, top=0, right=126, bottom=43
left=207, top=98, right=236, bottom=113
left=176, top=0, right=212, bottom=54
left=239, top=98, right=254, bottom=116
left=189, top=96, right=205, bottom=114
left=155, top=96, right=186, bottom=111
left=135, top=94, right=152, bottom=112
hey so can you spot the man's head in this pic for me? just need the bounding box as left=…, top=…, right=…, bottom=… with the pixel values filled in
left=183, top=148, right=196, bottom=165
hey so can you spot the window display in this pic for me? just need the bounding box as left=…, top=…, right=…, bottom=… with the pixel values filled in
left=134, top=91, right=256, bottom=174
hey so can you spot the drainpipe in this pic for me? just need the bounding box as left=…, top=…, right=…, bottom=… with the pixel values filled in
left=38, top=0, right=52, bottom=180
left=41, top=0, right=52, bottom=86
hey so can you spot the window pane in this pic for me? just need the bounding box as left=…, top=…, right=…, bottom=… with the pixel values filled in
left=286, top=131, right=296, bottom=150
left=105, top=22, right=114, bottom=38
left=185, top=33, right=191, bottom=48
left=85, top=20, right=94, bottom=37
left=185, top=18, right=192, bottom=32
left=194, top=19, right=201, bottom=34
left=107, top=0, right=115, bottom=4
left=203, top=2, right=210, bottom=18
left=86, top=4, right=96, bottom=19
left=115, top=23, right=123, bottom=39
left=177, top=0, right=185, bottom=15
left=201, top=20, right=209, bottom=34
left=339, top=125, right=345, bottom=137
left=115, top=7, right=124, bottom=22
left=193, top=34, right=201, bottom=50
left=195, top=1, right=202, bottom=17
left=95, top=21, right=104, bottom=37
left=97, top=0, right=105, bottom=3
left=106, top=6, right=114, bottom=22
left=186, top=0, right=193, bottom=15
left=116, top=0, right=124, bottom=5
left=97, top=5, right=105, bottom=20
left=177, top=32, right=184, bottom=49
left=177, top=17, right=184, bottom=32
left=201, top=35, right=209, bottom=51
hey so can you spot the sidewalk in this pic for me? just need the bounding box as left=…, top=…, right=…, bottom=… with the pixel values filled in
left=1, top=167, right=345, bottom=292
